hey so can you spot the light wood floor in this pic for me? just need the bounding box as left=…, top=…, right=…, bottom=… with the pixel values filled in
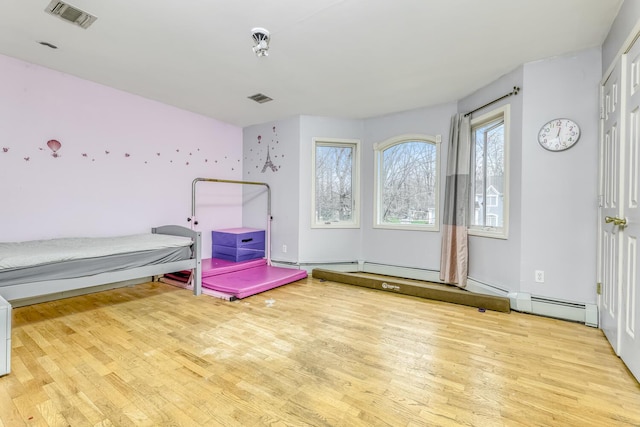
left=1, top=278, right=639, bottom=427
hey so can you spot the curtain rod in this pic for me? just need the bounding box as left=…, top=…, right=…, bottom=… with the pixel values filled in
left=463, top=86, right=520, bottom=117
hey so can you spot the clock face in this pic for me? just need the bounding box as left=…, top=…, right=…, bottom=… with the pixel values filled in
left=538, top=118, right=580, bottom=151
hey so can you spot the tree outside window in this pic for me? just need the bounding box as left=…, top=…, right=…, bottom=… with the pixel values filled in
left=470, top=105, right=509, bottom=239
left=312, top=139, right=360, bottom=228
left=374, top=135, right=440, bottom=231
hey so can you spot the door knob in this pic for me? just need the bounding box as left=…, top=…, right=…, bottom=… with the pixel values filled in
left=605, top=216, right=627, bottom=226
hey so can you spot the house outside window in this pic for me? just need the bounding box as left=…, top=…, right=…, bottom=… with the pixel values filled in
left=470, top=105, right=509, bottom=239
left=374, top=134, right=440, bottom=231
left=312, top=138, right=360, bottom=228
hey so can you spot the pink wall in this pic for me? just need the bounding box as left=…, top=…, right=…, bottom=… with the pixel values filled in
left=0, top=54, right=243, bottom=255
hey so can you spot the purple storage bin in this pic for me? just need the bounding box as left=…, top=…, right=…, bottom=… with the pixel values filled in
left=211, top=228, right=265, bottom=249
left=212, top=244, right=265, bottom=262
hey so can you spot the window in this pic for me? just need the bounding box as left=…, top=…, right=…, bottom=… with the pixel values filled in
left=374, top=134, right=440, bottom=230
left=470, top=105, right=509, bottom=238
left=486, top=193, right=498, bottom=207
left=312, top=138, right=360, bottom=228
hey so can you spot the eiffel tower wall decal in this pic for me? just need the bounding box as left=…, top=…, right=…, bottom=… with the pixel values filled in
left=261, top=146, right=277, bottom=172
left=260, top=125, right=280, bottom=173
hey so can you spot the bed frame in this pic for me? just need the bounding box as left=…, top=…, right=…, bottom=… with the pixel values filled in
left=0, top=225, right=202, bottom=303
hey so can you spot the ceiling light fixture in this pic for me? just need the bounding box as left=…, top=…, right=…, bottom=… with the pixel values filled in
left=251, top=27, right=270, bottom=57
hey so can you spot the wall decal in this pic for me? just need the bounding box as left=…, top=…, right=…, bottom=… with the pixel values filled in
left=47, top=139, right=61, bottom=157
left=260, top=126, right=280, bottom=172
left=2, top=136, right=235, bottom=171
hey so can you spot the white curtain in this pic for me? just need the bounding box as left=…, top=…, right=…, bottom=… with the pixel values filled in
left=440, top=114, right=471, bottom=288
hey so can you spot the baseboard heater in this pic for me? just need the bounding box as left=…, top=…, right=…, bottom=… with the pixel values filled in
left=509, top=292, right=598, bottom=326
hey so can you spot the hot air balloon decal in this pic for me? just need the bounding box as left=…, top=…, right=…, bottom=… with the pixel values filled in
left=47, top=139, right=62, bottom=158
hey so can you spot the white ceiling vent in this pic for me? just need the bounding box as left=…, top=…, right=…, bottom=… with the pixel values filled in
left=45, top=1, right=97, bottom=29
left=248, top=93, right=273, bottom=104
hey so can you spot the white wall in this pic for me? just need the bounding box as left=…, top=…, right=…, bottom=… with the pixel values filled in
left=239, top=50, right=603, bottom=309
left=362, top=103, right=456, bottom=269
left=457, top=67, right=524, bottom=291
left=298, top=115, right=364, bottom=263
left=0, top=54, right=243, bottom=256
left=520, top=48, right=601, bottom=303
left=243, top=115, right=364, bottom=265
left=243, top=117, right=301, bottom=263
left=602, top=0, right=639, bottom=73
left=243, top=49, right=599, bottom=308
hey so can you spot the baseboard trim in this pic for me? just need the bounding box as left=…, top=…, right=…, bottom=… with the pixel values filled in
left=272, top=259, right=359, bottom=273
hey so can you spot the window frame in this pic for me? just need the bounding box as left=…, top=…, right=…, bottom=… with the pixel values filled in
left=373, top=133, right=441, bottom=232
left=468, top=105, right=510, bottom=239
left=311, top=137, right=360, bottom=229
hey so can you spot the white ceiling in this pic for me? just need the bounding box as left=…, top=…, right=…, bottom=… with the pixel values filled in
left=0, top=0, right=623, bottom=127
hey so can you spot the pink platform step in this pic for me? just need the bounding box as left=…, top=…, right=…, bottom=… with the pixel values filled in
left=202, top=265, right=308, bottom=299
left=201, top=257, right=266, bottom=278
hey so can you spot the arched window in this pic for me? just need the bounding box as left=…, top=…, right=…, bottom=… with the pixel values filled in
left=374, top=134, right=440, bottom=230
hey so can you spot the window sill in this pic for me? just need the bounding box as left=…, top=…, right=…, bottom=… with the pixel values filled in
left=373, top=224, right=440, bottom=232
left=311, top=223, right=360, bottom=229
left=468, top=227, right=508, bottom=240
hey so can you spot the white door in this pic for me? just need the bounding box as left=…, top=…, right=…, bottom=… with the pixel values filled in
left=599, top=60, right=623, bottom=354
left=620, top=39, right=640, bottom=380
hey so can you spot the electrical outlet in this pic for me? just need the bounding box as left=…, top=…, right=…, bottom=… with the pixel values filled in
left=535, top=270, right=545, bottom=283
left=282, top=244, right=287, bottom=253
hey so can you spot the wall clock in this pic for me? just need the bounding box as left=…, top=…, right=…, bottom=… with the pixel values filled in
left=537, top=118, right=580, bottom=151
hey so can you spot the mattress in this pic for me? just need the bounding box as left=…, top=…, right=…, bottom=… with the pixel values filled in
left=0, top=233, right=192, bottom=270
left=0, top=234, right=193, bottom=287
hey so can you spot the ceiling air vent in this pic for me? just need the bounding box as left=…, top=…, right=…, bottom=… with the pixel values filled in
left=248, top=93, right=273, bottom=104
left=45, top=0, right=97, bottom=29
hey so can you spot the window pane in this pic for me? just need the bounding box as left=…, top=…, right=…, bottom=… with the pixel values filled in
left=381, top=141, right=437, bottom=226
left=315, top=144, right=353, bottom=224
left=472, top=118, right=504, bottom=229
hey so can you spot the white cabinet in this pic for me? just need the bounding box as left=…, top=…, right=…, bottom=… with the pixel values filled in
left=0, top=295, right=10, bottom=376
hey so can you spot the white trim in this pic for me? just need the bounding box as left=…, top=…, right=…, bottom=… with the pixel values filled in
left=469, top=104, right=510, bottom=239
left=271, top=259, right=358, bottom=274
left=311, top=137, right=361, bottom=229
left=373, top=133, right=441, bottom=232
left=0, top=295, right=10, bottom=376
left=602, top=17, right=640, bottom=88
